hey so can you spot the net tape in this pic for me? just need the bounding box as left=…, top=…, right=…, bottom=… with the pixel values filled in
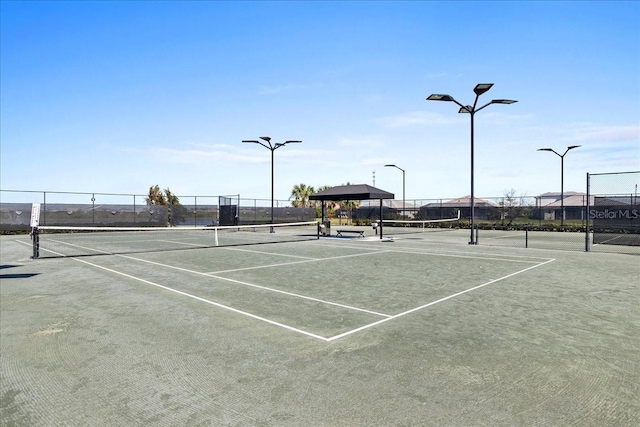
left=32, top=221, right=319, bottom=259
left=380, top=211, right=461, bottom=233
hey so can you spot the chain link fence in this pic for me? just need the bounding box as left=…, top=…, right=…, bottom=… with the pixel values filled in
left=587, top=171, right=640, bottom=254
left=3, top=176, right=639, bottom=254
left=0, top=190, right=315, bottom=231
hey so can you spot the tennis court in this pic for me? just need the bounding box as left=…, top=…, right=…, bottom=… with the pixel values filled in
left=1, top=226, right=638, bottom=426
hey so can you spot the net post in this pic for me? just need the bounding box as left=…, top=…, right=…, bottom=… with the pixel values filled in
left=29, top=203, right=41, bottom=259
left=30, top=227, right=40, bottom=259
left=317, top=221, right=320, bottom=239
left=214, top=228, right=219, bottom=246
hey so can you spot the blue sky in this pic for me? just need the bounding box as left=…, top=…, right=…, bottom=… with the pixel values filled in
left=1, top=1, right=639, bottom=203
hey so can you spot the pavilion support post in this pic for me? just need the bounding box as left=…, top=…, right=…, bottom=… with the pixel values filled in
left=379, top=198, right=383, bottom=239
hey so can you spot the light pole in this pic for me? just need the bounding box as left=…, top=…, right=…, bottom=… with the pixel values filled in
left=242, top=136, right=302, bottom=232
left=537, top=145, right=581, bottom=228
left=384, top=164, right=405, bottom=219
left=427, top=83, right=517, bottom=244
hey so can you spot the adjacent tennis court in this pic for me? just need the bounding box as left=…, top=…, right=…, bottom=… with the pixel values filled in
left=1, top=227, right=638, bottom=426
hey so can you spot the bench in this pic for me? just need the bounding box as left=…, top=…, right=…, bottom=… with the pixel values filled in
left=336, top=230, right=365, bottom=238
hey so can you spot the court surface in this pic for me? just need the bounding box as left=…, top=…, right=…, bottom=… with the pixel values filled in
left=1, top=228, right=638, bottom=426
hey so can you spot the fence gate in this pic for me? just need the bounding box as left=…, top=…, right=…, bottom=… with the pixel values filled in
left=586, top=171, right=640, bottom=251
left=219, top=195, right=239, bottom=226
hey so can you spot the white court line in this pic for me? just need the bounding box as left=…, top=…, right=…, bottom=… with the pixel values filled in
left=21, top=242, right=332, bottom=341
left=78, top=259, right=331, bottom=341
left=27, top=237, right=392, bottom=316
left=315, top=240, right=551, bottom=263
left=482, top=233, right=527, bottom=240
left=156, top=239, right=210, bottom=248
left=219, top=246, right=318, bottom=260
left=42, top=237, right=212, bottom=254
left=593, top=235, right=622, bottom=245
left=325, top=258, right=556, bottom=341
left=46, top=238, right=113, bottom=255
left=207, top=259, right=324, bottom=274
left=19, top=238, right=556, bottom=341
left=206, top=250, right=390, bottom=274
left=386, top=249, right=543, bottom=264
left=119, top=253, right=392, bottom=318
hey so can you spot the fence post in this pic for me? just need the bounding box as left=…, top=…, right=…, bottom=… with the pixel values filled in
left=585, top=173, right=591, bottom=252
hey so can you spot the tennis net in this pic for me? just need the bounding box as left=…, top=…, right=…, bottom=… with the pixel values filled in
left=31, top=221, right=320, bottom=259
left=381, top=211, right=461, bottom=237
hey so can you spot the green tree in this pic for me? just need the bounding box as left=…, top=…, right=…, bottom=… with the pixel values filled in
left=290, top=183, right=315, bottom=208
left=498, top=189, right=530, bottom=227
left=314, top=185, right=336, bottom=218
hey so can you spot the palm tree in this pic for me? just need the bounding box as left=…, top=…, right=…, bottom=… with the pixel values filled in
left=312, top=185, right=336, bottom=219
left=145, top=185, right=167, bottom=205
left=164, top=188, right=187, bottom=226
left=290, top=183, right=315, bottom=208
left=340, top=182, right=361, bottom=224
left=313, top=184, right=336, bottom=211
left=145, top=185, right=186, bottom=226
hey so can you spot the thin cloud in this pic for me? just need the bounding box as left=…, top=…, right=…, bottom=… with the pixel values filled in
left=121, top=145, right=257, bottom=164
left=336, top=136, right=385, bottom=148
left=258, top=83, right=311, bottom=95
left=570, top=125, right=640, bottom=143
left=379, top=111, right=461, bottom=128
left=423, top=72, right=452, bottom=79
left=186, top=142, right=236, bottom=150
left=519, top=123, right=640, bottom=148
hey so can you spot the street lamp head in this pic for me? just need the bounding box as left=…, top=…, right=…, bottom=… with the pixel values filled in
left=427, top=94, right=454, bottom=102
left=473, top=83, right=494, bottom=96
left=384, top=164, right=404, bottom=172
left=538, top=146, right=580, bottom=156
left=274, top=140, right=302, bottom=150
left=259, top=136, right=271, bottom=142
left=491, top=99, right=518, bottom=105
left=458, top=106, right=472, bottom=114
